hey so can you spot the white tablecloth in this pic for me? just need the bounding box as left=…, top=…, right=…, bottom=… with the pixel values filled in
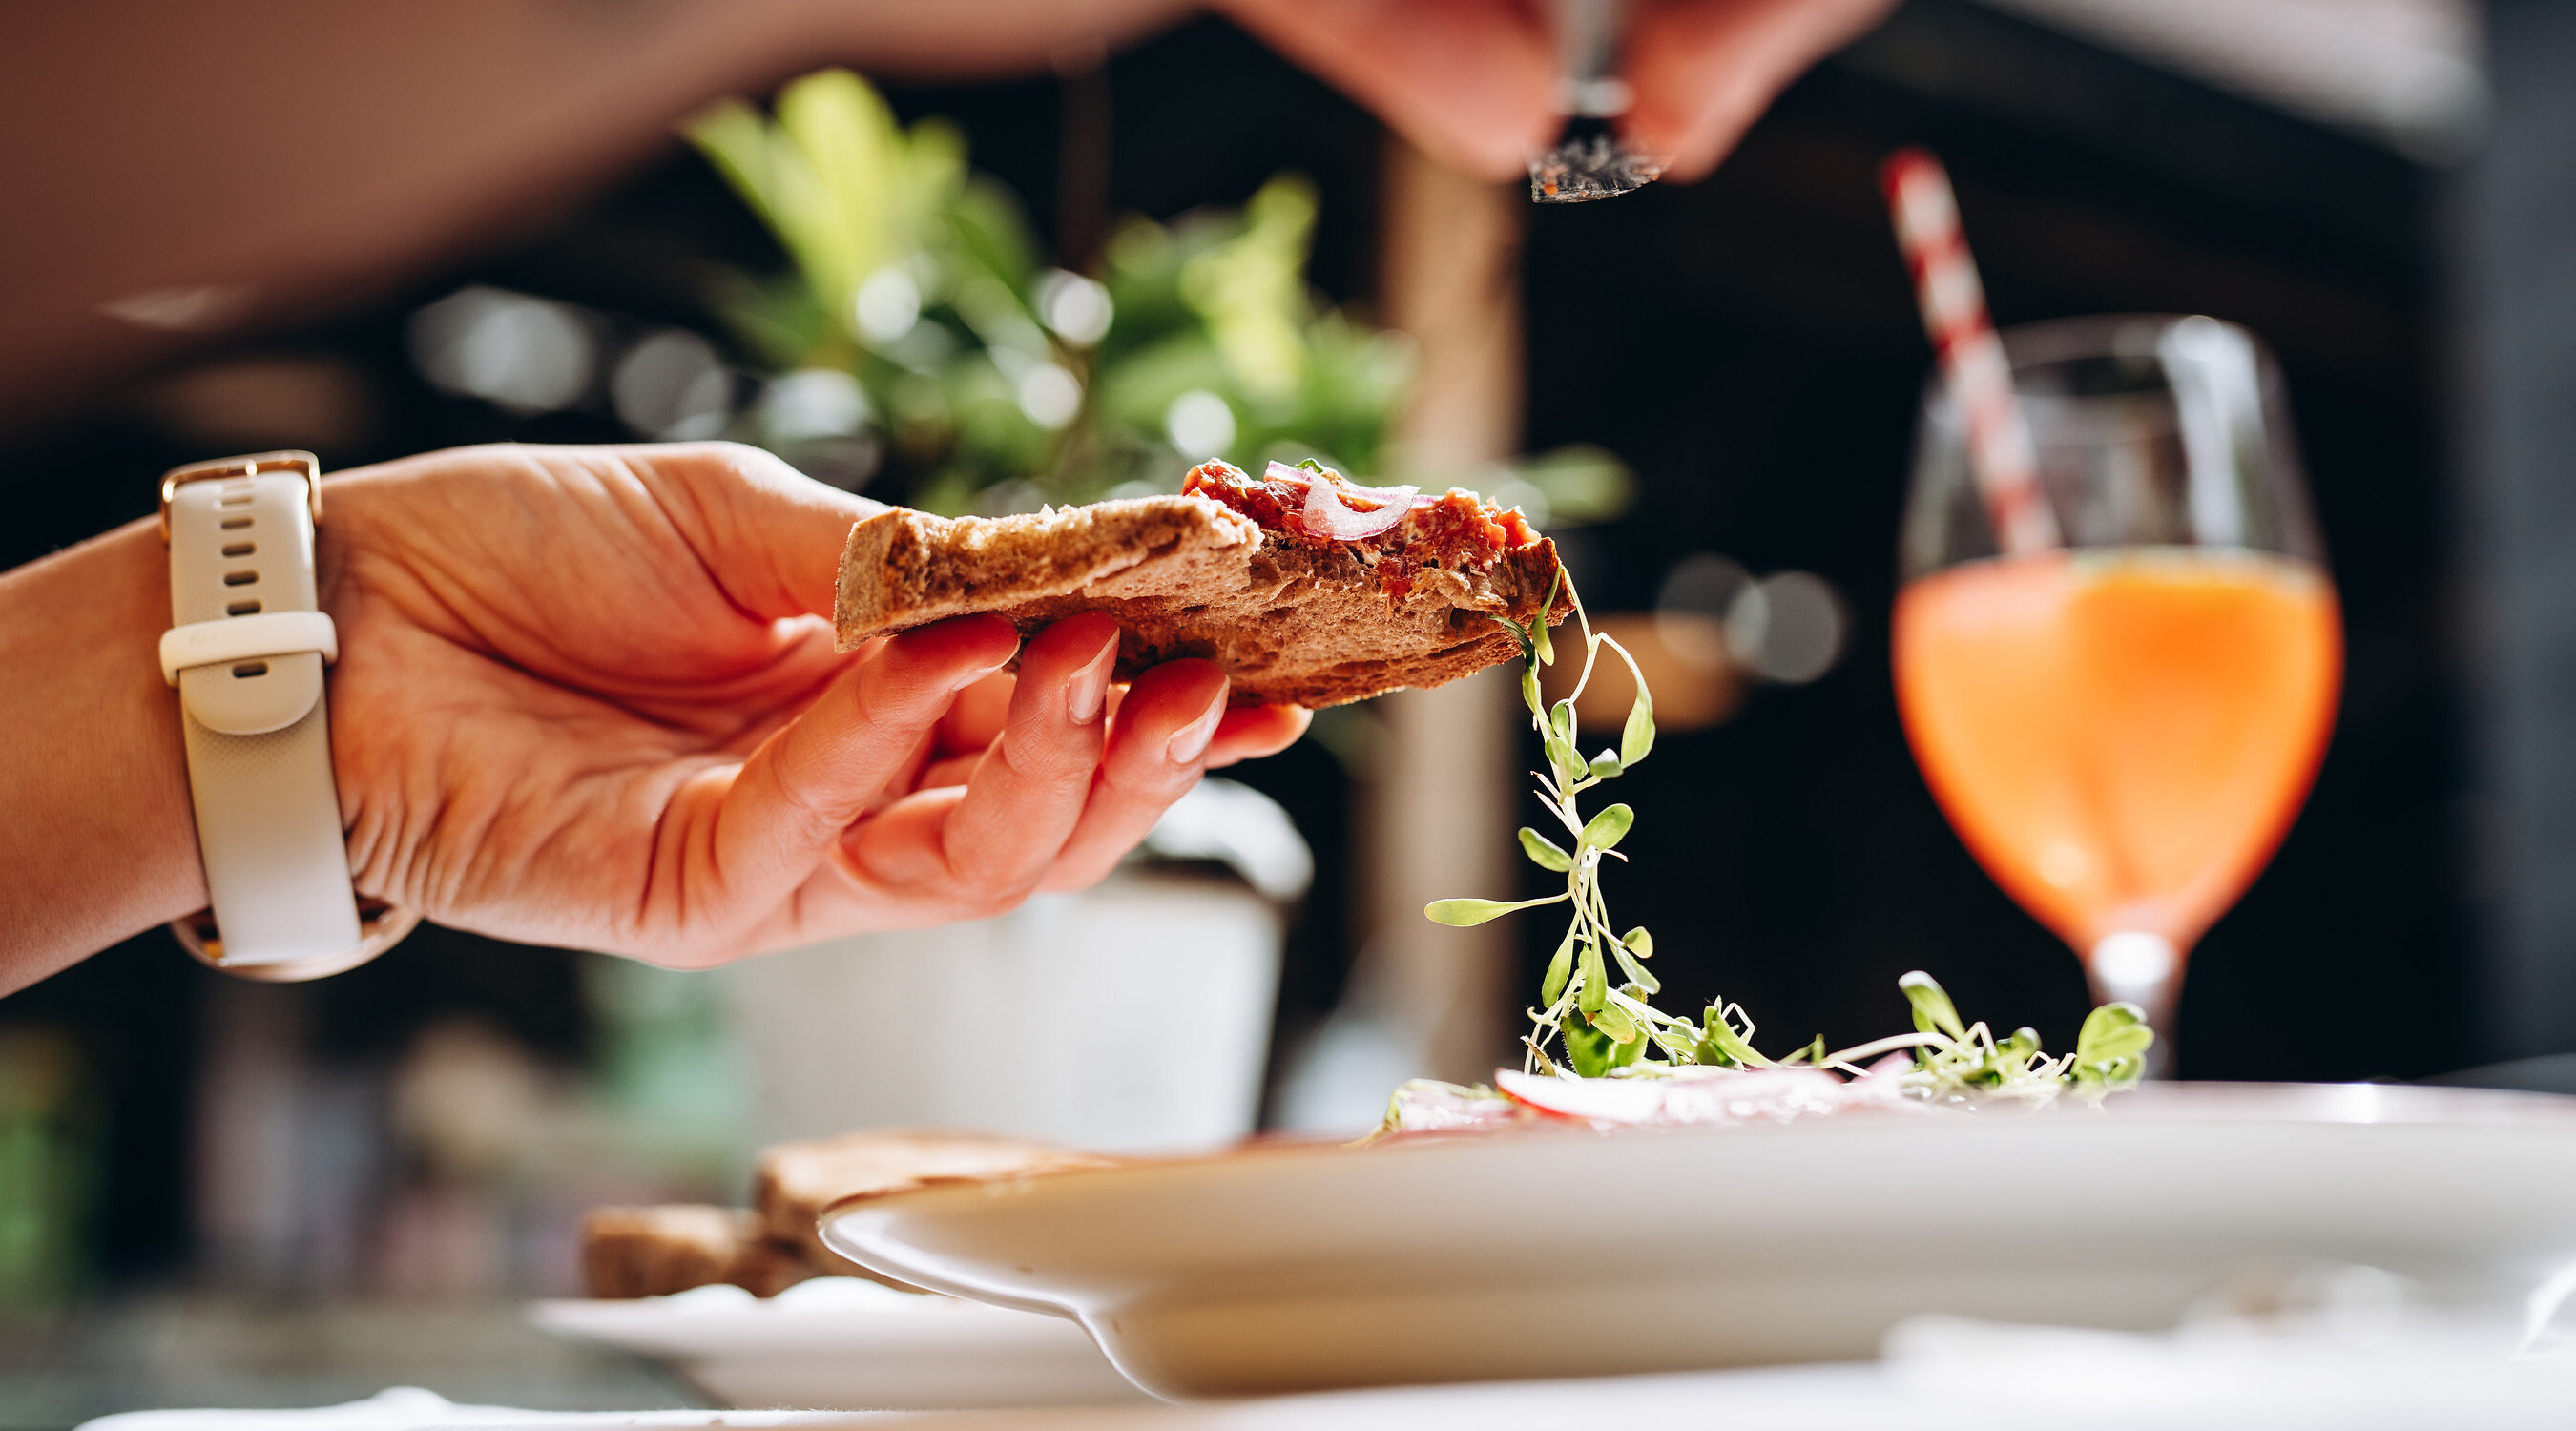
left=82, top=1311, right=2576, bottom=1431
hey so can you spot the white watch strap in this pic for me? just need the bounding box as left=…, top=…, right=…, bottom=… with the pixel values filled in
left=166, top=459, right=364, bottom=967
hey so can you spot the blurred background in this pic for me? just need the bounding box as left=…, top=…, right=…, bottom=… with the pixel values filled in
left=1, top=0, right=2562, bottom=1417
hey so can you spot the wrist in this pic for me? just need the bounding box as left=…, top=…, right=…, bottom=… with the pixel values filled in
left=0, top=517, right=207, bottom=988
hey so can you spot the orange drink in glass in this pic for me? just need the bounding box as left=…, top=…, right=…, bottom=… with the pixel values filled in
left=1895, top=317, right=2341, bottom=1064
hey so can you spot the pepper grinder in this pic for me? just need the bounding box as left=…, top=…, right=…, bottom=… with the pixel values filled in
left=1528, top=0, right=1662, bottom=202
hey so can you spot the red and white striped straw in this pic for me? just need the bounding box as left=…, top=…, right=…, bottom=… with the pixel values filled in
left=1880, top=148, right=2059, bottom=555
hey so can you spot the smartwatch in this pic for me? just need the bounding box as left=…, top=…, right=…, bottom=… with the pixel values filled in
left=157, top=451, right=419, bottom=981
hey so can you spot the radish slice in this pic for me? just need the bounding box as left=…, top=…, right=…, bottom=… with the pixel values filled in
left=1493, top=1066, right=1916, bottom=1128
left=1381, top=1080, right=1535, bottom=1133
left=1495, top=1068, right=1670, bottom=1123
left=1264, top=460, right=1418, bottom=541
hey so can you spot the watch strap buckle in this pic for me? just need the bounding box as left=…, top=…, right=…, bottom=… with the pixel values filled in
left=160, top=449, right=322, bottom=544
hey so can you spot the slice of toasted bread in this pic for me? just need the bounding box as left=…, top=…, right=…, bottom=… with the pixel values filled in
left=832, top=488, right=1568, bottom=709
left=578, top=1204, right=818, bottom=1299
left=754, top=1130, right=1122, bottom=1282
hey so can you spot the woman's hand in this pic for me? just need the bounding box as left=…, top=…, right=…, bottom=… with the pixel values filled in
left=318, top=443, right=1306, bottom=966
left=0, top=441, right=1304, bottom=990
left=1217, top=0, right=1900, bottom=182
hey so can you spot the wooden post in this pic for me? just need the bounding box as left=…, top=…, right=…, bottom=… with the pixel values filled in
left=1352, top=136, right=1527, bottom=1084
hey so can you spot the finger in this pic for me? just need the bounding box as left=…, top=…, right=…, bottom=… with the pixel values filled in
left=1621, top=0, right=1899, bottom=181
left=700, top=613, right=1017, bottom=919
left=933, top=613, right=1124, bottom=898
left=916, top=751, right=985, bottom=791
left=1037, top=661, right=1233, bottom=894
left=1206, top=704, right=1311, bottom=768
left=1217, top=0, right=1556, bottom=180
left=936, top=668, right=1016, bottom=757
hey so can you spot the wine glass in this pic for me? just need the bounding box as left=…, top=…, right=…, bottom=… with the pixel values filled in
left=1893, top=314, right=2342, bottom=1069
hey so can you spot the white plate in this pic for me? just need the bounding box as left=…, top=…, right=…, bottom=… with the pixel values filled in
left=529, top=1278, right=1151, bottom=1409
left=820, top=1083, right=2576, bottom=1399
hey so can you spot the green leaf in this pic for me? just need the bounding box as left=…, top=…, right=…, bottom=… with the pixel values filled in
left=1423, top=893, right=1566, bottom=927
left=2076, top=1002, right=2155, bottom=1066
left=1577, top=940, right=1608, bottom=1014
left=2069, top=1003, right=2153, bottom=1099
left=1533, top=614, right=1555, bottom=668
left=1693, top=1006, right=1770, bottom=1068
left=1538, top=568, right=1565, bottom=630
left=1623, top=926, right=1654, bottom=957
left=1610, top=940, right=1659, bottom=994
left=1518, top=827, right=1574, bottom=872
left=1589, top=749, right=1623, bottom=779
left=1521, top=666, right=1542, bottom=716
left=1540, top=927, right=1576, bottom=1006
left=1564, top=1014, right=1615, bottom=1077
left=1549, top=700, right=1577, bottom=747
left=1591, top=1002, right=1640, bottom=1045
left=1578, top=803, right=1635, bottom=852
left=1592, top=633, right=1654, bottom=770
left=1621, top=688, right=1656, bottom=768
left=1898, top=969, right=1967, bottom=1041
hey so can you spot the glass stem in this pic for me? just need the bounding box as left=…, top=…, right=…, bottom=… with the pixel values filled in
left=2088, top=932, right=2181, bottom=1079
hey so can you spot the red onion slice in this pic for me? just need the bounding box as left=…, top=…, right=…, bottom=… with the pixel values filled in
left=1264, top=460, right=1419, bottom=541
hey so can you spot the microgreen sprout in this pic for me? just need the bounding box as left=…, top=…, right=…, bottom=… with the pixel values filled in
left=1423, top=570, right=2151, bottom=1110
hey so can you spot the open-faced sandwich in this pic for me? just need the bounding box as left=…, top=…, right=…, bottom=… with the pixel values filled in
left=833, top=460, right=1573, bottom=708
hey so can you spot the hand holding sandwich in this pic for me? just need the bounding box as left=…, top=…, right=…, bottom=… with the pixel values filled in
left=0, top=443, right=1305, bottom=992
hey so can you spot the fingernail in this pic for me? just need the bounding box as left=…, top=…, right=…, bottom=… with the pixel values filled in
left=1066, top=639, right=1116, bottom=725
left=1166, top=686, right=1228, bottom=765
left=951, top=653, right=1012, bottom=694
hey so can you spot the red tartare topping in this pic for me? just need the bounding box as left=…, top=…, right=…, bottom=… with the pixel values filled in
left=1181, top=459, right=1538, bottom=599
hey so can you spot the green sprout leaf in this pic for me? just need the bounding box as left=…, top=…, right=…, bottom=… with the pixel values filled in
left=1522, top=667, right=1542, bottom=716
left=1518, top=827, right=1574, bottom=872
left=2077, top=1001, right=2151, bottom=1058
left=1423, top=893, right=1567, bottom=927
left=1621, top=688, right=1656, bottom=769
left=1577, top=940, right=1609, bottom=1014
left=1591, top=1001, right=1640, bottom=1045
left=1623, top=926, right=1653, bottom=957
left=1694, top=1005, right=1770, bottom=1068
left=1540, top=928, right=1576, bottom=1006
left=1610, top=939, right=1659, bottom=994
left=1898, top=970, right=1968, bottom=1041
left=1589, top=749, right=1623, bottom=779
left=1564, top=1015, right=1615, bottom=1077
left=2068, top=1001, right=2154, bottom=1102
left=1578, top=803, right=1634, bottom=853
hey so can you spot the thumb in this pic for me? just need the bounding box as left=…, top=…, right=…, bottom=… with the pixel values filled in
left=620, top=441, right=885, bottom=622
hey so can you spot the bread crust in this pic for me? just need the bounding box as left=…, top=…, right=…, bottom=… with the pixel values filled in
left=833, top=493, right=1570, bottom=708
left=755, top=1129, right=1121, bottom=1286
left=578, top=1204, right=817, bottom=1299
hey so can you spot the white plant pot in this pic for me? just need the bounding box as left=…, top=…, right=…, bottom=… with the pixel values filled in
left=722, top=872, right=1282, bottom=1155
